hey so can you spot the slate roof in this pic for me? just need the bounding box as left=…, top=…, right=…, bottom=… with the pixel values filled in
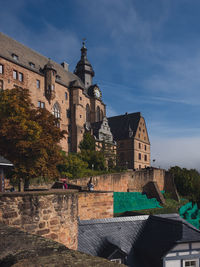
left=0, top=156, right=13, bottom=166
left=108, top=112, right=141, bottom=140
left=0, top=223, right=124, bottom=267
left=78, top=216, right=148, bottom=257
left=78, top=214, right=200, bottom=267
left=0, top=32, right=83, bottom=88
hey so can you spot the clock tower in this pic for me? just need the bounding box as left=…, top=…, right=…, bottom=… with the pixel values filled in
left=74, top=41, right=94, bottom=88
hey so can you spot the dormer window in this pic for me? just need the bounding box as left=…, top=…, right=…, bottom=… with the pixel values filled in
left=111, top=259, right=122, bottom=264
left=56, top=75, right=61, bottom=80
left=29, top=62, right=35, bottom=68
left=12, top=53, right=18, bottom=61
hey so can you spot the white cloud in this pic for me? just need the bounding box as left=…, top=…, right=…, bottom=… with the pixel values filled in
left=151, top=136, right=200, bottom=170
left=106, top=106, right=118, bottom=117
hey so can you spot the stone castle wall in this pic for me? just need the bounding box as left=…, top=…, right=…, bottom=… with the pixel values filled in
left=0, top=190, right=78, bottom=249
left=128, top=168, right=165, bottom=191
left=0, top=190, right=114, bottom=249
left=71, top=168, right=167, bottom=192
left=78, top=192, right=113, bottom=220
left=70, top=168, right=179, bottom=201
left=71, top=172, right=129, bottom=192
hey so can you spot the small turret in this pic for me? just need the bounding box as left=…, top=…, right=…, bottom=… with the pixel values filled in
left=74, top=40, right=94, bottom=88
left=44, top=59, right=57, bottom=102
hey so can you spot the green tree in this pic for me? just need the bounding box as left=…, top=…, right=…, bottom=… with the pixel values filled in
left=0, top=88, right=66, bottom=190
left=79, top=132, right=106, bottom=171
left=79, top=132, right=95, bottom=150
left=57, top=152, right=88, bottom=179
left=169, top=166, right=200, bottom=203
left=80, top=150, right=106, bottom=170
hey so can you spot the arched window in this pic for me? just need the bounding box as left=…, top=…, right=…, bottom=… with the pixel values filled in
left=86, top=104, right=90, bottom=122
left=53, top=102, right=61, bottom=118
left=100, top=110, right=103, bottom=121
left=96, top=106, right=100, bottom=122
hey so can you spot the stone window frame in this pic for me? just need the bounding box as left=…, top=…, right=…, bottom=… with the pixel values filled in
left=100, top=110, right=104, bottom=120
left=144, top=155, right=147, bottom=161
left=138, top=143, right=141, bottom=149
left=138, top=153, right=141, bottom=160
left=19, top=72, right=23, bottom=82
left=0, top=64, right=4, bottom=74
left=53, top=102, right=61, bottom=119
left=96, top=106, right=100, bottom=122
left=65, top=92, right=68, bottom=100
left=86, top=104, right=90, bottom=123
left=38, top=101, right=45, bottom=108
left=13, top=70, right=17, bottom=80
left=36, top=79, right=40, bottom=89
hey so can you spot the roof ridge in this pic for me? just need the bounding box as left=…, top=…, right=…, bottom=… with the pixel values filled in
left=152, top=214, right=200, bottom=233
left=79, top=215, right=149, bottom=225
left=0, top=31, right=70, bottom=74
left=108, top=112, right=141, bottom=119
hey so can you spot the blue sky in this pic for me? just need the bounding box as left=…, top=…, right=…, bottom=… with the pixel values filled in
left=1, top=0, right=200, bottom=170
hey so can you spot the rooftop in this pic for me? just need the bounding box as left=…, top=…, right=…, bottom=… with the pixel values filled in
left=78, top=214, right=200, bottom=267
left=0, top=223, right=125, bottom=267
left=0, top=32, right=83, bottom=88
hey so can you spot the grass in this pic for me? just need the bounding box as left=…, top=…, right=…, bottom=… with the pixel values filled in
left=114, top=196, right=189, bottom=217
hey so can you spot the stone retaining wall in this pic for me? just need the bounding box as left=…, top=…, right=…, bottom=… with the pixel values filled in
left=78, top=191, right=113, bottom=220
left=0, top=190, right=78, bottom=250
left=0, top=190, right=115, bottom=249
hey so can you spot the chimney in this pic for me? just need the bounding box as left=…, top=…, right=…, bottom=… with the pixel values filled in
left=61, top=61, right=69, bottom=71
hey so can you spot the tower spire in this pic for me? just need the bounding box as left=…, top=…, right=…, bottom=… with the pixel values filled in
left=74, top=39, right=95, bottom=88
left=81, top=38, right=87, bottom=60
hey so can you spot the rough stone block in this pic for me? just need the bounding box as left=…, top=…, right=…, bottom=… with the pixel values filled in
left=3, top=211, right=18, bottom=219
left=36, top=228, right=50, bottom=236
left=39, top=222, right=46, bottom=229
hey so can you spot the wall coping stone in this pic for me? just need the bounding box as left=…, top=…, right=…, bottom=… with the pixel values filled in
left=0, top=189, right=79, bottom=197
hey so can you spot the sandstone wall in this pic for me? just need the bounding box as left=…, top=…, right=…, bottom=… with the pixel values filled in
left=0, top=190, right=115, bottom=249
left=78, top=192, right=113, bottom=220
left=0, top=190, right=78, bottom=250
left=72, top=172, right=129, bottom=192
left=129, top=168, right=165, bottom=192
left=70, top=168, right=177, bottom=199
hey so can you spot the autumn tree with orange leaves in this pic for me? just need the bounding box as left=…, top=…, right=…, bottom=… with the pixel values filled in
left=0, top=88, right=66, bottom=190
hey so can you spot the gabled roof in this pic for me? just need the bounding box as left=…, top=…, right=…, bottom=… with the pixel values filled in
left=0, top=223, right=124, bottom=267
left=78, top=214, right=200, bottom=267
left=0, top=156, right=13, bottom=166
left=108, top=112, right=141, bottom=140
left=78, top=215, right=148, bottom=257
left=0, top=32, right=81, bottom=88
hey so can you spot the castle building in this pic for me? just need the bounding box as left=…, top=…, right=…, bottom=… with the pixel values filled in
left=0, top=32, right=150, bottom=170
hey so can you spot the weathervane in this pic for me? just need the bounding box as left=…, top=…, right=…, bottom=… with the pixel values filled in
left=82, top=38, right=86, bottom=47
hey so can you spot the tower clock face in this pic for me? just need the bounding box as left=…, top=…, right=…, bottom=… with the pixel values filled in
left=94, top=88, right=101, bottom=98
